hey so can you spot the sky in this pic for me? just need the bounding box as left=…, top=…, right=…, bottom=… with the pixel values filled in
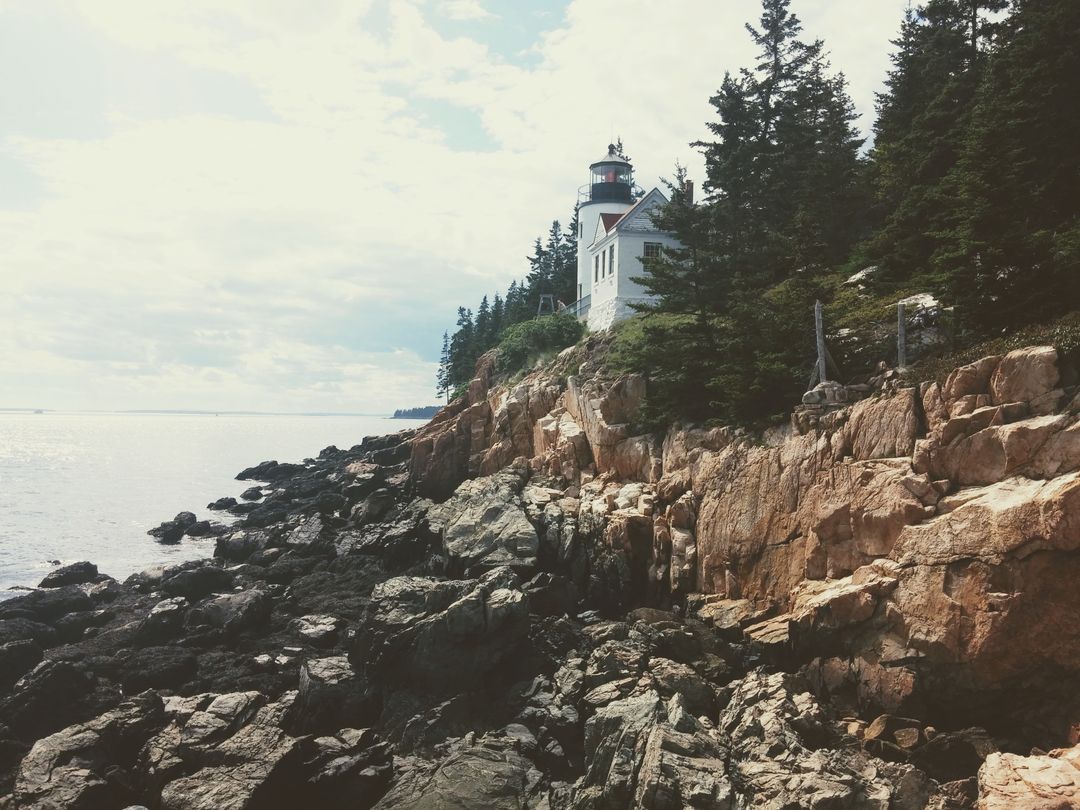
left=0, top=0, right=911, bottom=414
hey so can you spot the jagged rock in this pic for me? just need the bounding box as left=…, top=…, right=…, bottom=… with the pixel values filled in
left=157, top=694, right=300, bottom=810
left=574, top=691, right=732, bottom=809
left=978, top=745, right=1080, bottom=809
left=356, top=567, right=529, bottom=693
left=292, top=614, right=345, bottom=646
left=428, top=466, right=539, bottom=576
left=240, top=486, right=263, bottom=501
left=294, top=657, right=374, bottom=735
left=38, top=561, right=98, bottom=589
left=13, top=692, right=164, bottom=809
left=721, top=671, right=894, bottom=807
left=190, top=588, right=271, bottom=635
left=121, top=647, right=198, bottom=693
left=185, top=520, right=229, bottom=538
left=214, top=529, right=271, bottom=562
left=137, top=597, right=188, bottom=644
left=374, top=733, right=541, bottom=810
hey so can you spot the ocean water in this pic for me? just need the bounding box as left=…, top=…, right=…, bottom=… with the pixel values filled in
left=0, top=412, right=425, bottom=598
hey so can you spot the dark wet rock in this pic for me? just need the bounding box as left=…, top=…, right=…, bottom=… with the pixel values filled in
left=160, top=565, right=234, bottom=601
left=0, top=585, right=93, bottom=623
left=137, top=597, right=188, bottom=645
left=121, top=647, right=198, bottom=693
left=352, top=489, right=397, bottom=526
left=148, top=520, right=186, bottom=544
left=53, top=608, right=113, bottom=643
left=0, top=640, right=42, bottom=690
left=207, top=496, right=237, bottom=511
left=12, top=692, right=164, bottom=810
left=373, top=732, right=541, bottom=810
left=185, top=520, right=230, bottom=538
left=287, top=514, right=329, bottom=550
left=236, top=460, right=306, bottom=482
left=189, top=588, right=271, bottom=636
left=344, top=473, right=382, bottom=503
left=174, top=512, right=197, bottom=530
left=291, top=614, right=344, bottom=647
left=315, top=491, right=347, bottom=515
left=355, top=567, right=529, bottom=694
left=0, top=659, right=102, bottom=741
left=0, top=618, right=58, bottom=648
left=294, top=656, right=376, bottom=735
left=38, top=561, right=98, bottom=589
left=240, top=486, right=263, bottom=501
left=213, top=529, right=271, bottom=563
left=295, top=726, right=393, bottom=809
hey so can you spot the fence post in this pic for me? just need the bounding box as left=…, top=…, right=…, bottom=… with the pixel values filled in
left=814, top=300, right=827, bottom=384
left=897, top=302, right=907, bottom=370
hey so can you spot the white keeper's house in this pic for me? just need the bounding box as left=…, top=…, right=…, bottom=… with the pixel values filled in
left=565, top=144, right=683, bottom=332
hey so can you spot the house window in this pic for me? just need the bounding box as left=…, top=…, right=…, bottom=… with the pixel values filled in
left=608, top=245, right=615, bottom=278
left=594, top=254, right=599, bottom=282
left=601, top=250, right=606, bottom=277
left=644, top=242, right=663, bottom=259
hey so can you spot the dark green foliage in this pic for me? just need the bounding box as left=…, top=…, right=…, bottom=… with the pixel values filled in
left=393, top=405, right=441, bottom=419
left=628, top=0, right=865, bottom=427
left=441, top=208, right=580, bottom=391
left=496, top=315, right=584, bottom=376
left=435, top=331, right=451, bottom=402
left=935, top=0, right=1080, bottom=333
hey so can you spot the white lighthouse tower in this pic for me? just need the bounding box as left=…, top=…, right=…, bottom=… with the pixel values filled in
left=567, top=143, right=682, bottom=331
left=574, top=145, right=636, bottom=310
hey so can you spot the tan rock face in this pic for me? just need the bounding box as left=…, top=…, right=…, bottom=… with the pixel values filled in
left=978, top=746, right=1080, bottom=810
left=411, top=338, right=1080, bottom=722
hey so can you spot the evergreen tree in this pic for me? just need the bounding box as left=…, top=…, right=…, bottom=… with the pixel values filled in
left=475, top=295, right=491, bottom=352
left=490, top=294, right=505, bottom=341
left=436, top=332, right=451, bottom=402
left=936, top=0, right=1080, bottom=331
left=448, top=307, right=475, bottom=388
left=864, top=0, right=1005, bottom=285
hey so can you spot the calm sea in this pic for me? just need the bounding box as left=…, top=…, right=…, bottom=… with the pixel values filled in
left=0, top=412, right=426, bottom=598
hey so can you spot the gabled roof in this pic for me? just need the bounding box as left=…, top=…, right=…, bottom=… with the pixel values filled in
left=599, top=213, right=623, bottom=233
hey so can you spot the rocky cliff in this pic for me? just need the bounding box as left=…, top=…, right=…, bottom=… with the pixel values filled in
left=0, top=336, right=1078, bottom=809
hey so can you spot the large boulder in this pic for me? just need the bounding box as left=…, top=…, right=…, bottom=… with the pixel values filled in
left=161, top=565, right=234, bottom=600
left=355, top=567, right=529, bottom=693
left=978, top=746, right=1080, bottom=809
left=38, top=561, right=98, bottom=589
left=13, top=692, right=165, bottom=809
left=428, top=466, right=539, bottom=577
left=373, top=732, right=540, bottom=810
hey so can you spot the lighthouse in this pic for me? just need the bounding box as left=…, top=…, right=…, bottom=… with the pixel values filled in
left=569, top=143, right=682, bottom=331
left=575, top=145, right=636, bottom=307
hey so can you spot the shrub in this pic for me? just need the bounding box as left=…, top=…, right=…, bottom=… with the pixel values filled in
left=496, top=315, right=584, bottom=375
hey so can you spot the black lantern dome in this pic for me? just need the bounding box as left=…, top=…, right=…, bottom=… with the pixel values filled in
left=586, top=144, right=634, bottom=204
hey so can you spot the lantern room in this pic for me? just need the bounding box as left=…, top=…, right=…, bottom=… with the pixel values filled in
left=587, top=144, right=634, bottom=204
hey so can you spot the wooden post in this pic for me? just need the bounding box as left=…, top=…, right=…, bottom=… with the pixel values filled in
left=897, top=302, right=907, bottom=370
left=814, top=300, right=827, bottom=384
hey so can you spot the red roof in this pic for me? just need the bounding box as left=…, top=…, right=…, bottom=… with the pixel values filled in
left=600, top=213, right=623, bottom=232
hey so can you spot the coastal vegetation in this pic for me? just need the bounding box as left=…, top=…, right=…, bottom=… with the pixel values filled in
left=440, top=0, right=1080, bottom=429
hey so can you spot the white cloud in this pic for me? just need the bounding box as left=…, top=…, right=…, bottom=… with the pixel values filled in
left=439, top=0, right=496, bottom=21
left=0, top=0, right=910, bottom=412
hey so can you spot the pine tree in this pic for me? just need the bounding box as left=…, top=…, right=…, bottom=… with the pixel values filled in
left=436, top=332, right=451, bottom=402
left=448, top=307, right=475, bottom=387
left=864, top=0, right=1005, bottom=286
left=475, top=295, right=492, bottom=352
left=936, top=0, right=1080, bottom=332
left=490, top=294, right=505, bottom=341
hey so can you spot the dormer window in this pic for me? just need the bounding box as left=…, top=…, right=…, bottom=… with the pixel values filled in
left=644, top=242, right=663, bottom=259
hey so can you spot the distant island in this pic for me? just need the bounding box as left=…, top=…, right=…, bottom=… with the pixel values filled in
left=392, top=406, right=441, bottom=420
